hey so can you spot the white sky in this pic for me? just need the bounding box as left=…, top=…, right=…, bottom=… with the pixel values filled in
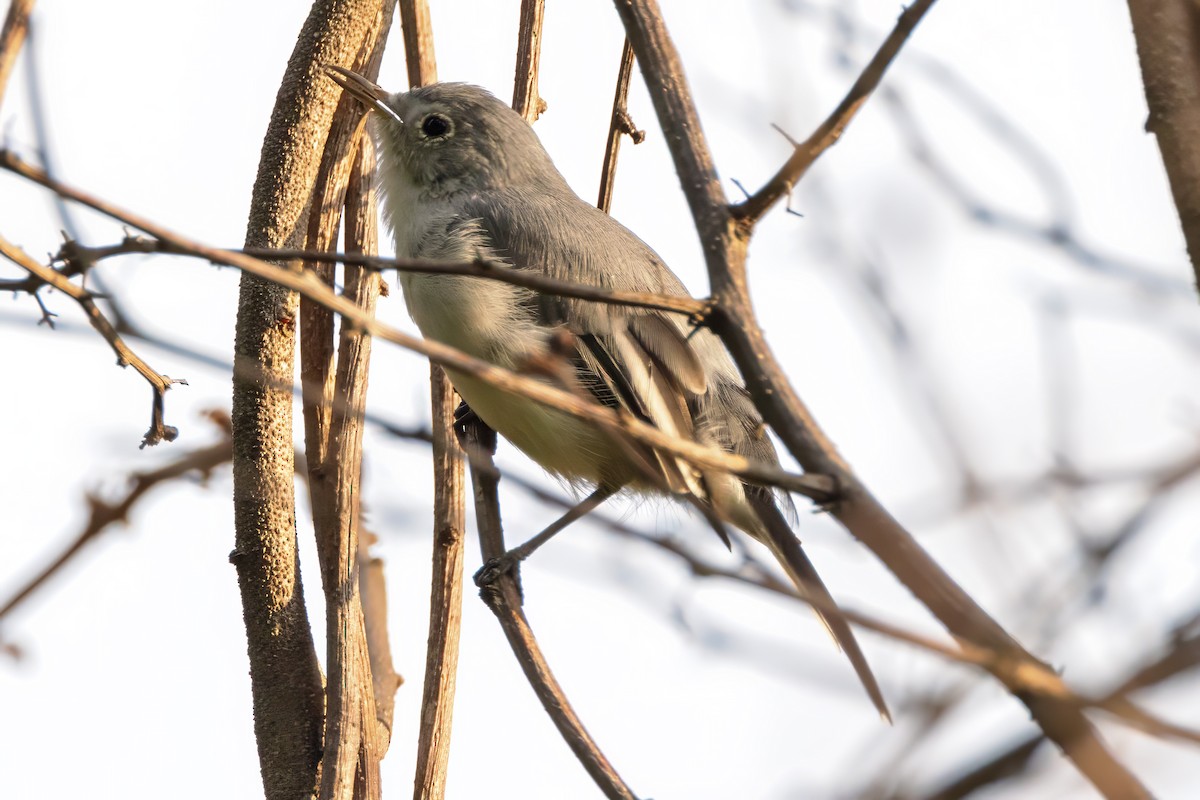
left=2, top=1, right=1198, bottom=798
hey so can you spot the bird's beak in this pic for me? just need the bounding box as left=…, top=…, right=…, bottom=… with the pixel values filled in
left=322, top=65, right=404, bottom=125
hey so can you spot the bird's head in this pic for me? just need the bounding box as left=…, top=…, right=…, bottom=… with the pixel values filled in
left=324, top=66, right=561, bottom=198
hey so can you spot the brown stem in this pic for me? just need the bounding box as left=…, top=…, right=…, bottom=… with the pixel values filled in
left=732, top=0, right=938, bottom=227
left=243, top=248, right=708, bottom=316
left=0, top=234, right=184, bottom=447
left=346, top=136, right=403, bottom=757
left=398, top=0, right=437, bottom=86
left=310, top=31, right=393, bottom=800
left=1127, top=0, right=1200, bottom=293
left=464, top=424, right=638, bottom=800
left=23, top=238, right=709, bottom=318
left=229, top=2, right=393, bottom=797
left=0, top=415, right=231, bottom=625
left=512, top=0, right=546, bottom=121
left=0, top=0, right=35, bottom=110
left=613, top=0, right=1151, bottom=797
left=396, top=8, right=469, bottom=799
left=597, top=38, right=644, bottom=213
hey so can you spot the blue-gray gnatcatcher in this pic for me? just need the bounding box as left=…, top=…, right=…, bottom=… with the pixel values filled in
left=325, top=66, right=887, bottom=719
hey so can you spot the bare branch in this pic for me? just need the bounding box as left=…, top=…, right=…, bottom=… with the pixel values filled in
left=59, top=238, right=708, bottom=323
left=396, top=7, right=468, bottom=799
left=0, top=412, right=231, bottom=625
left=1, top=147, right=833, bottom=502
left=464, top=422, right=639, bottom=800
left=732, top=0, right=938, bottom=227
left=0, top=233, right=184, bottom=447
left=613, top=0, right=1152, bottom=795
left=228, top=2, right=393, bottom=796
left=512, top=0, right=546, bottom=121
left=305, top=28, right=393, bottom=799
left=242, top=248, right=706, bottom=316
left=0, top=0, right=35, bottom=109
left=597, top=38, right=643, bottom=213
left=1127, top=0, right=1200, bottom=293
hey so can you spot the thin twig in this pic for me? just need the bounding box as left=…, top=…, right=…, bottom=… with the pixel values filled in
left=731, top=0, right=938, bottom=227
left=0, top=412, right=231, bottom=625
left=465, top=422, right=639, bottom=800
left=0, top=148, right=833, bottom=502
left=910, top=630, right=1200, bottom=800
left=0, top=0, right=35, bottom=110
left=245, top=247, right=705, bottom=316
left=511, top=0, right=546, bottom=121
left=597, top=38, right=643, bottom=213
left=398, top=7, right=467, bottom=798
left=613, top=0, right=1152, bottom=796
left=44, top=237, right=706, bottom=317
left=0, top=232, right=185, bottom=447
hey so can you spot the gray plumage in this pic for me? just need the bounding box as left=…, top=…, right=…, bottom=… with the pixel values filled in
left=327, top=70, right=887, bottom=719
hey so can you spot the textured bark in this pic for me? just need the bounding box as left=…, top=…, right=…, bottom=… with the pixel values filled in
left=1128, top=0, right=1200, bottom=293
left=231, top=2, right=395, bottom=798
left=613, top=1, right=1151, bottom=797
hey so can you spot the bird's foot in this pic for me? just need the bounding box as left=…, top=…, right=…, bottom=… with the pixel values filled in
left=473, top=554, right=520, bottom=588
left=453, top=401, right=479, bottom=448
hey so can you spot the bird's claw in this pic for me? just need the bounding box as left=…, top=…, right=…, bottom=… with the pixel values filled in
left=453, top=401, right=478, bottom=447
left=473, top=555, right=519, bottom=587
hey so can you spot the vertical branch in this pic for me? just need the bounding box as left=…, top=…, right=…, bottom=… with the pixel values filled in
left=412, top=366, right=467, bottom=800
left=0, top=0, right=35, bottom=110
left=347, top=138, right=402, bottom=763
left=596, top=38, right=643, bottom=213
left=398, top=7, right=469, bottom=800
left=317, top=131, right=389, bottom=800
left=1127, top=0, right=1200, bottom=293
left=308, top=16, right=394, bottom=800
left=612, top=1, right=1151, bottom=797
left=455, top=16, right=638, bottom=798
left=398, top=0, right=437, bottom=86
left=465, top=427, right=638, bottom=800
left=512, top=0, right=546, bottom=121
left=231, top=2, right=392, bottom=798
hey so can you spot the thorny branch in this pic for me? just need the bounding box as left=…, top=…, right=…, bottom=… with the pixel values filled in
left=732, top=0, right=938, bottom=227
left=0, top=411, right=232, bottom=628
left=1, top=147, right=836, bottom=502
left=597, top=37, right=644, bottom=214
left=613, top=0, right=1154, bottom=796
left=0, top=232, right=186, bottom=447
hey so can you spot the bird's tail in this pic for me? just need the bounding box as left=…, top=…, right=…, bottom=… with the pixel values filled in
left=746, top=489, right=891, bottom=723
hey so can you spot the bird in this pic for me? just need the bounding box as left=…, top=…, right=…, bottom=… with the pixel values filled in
left=324, top=65, right=888, bottom=720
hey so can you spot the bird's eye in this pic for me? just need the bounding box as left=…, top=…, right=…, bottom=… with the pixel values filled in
left=420, top=114, right=450, bottom=138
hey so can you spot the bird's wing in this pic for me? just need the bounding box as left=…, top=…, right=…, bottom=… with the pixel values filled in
left=459, top=190, right=711, bottom=496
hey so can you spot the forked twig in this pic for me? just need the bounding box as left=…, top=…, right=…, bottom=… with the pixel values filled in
left=0, top=233, right=185, bottom=446
left=732, top=0, right=938, bottom=227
